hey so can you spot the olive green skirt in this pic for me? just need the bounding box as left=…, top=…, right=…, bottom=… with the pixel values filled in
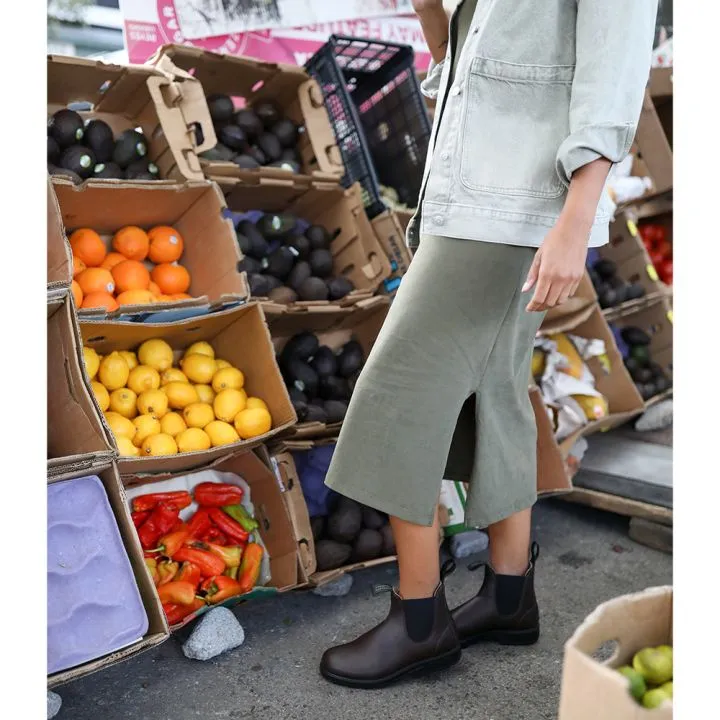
left=324, top=234, right=545, bottom=528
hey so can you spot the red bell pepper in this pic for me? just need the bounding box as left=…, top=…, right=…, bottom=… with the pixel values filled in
left=237, top=543, right=264, bottom=593
left=174, top=546, right=226, bottom=577
left=659, top=259, right=673, bottom=285
left=147, top=530, right=190, bottom=558
left=157, top=560, right=179, bottom=585
left=132, top=491, right=192, bottom=513
left=189, top=541, right=243, bottom=568
left=163, top=598, right=205, bottom=626
left=132, top=510, right=150, bottom=529
left=176, top=562, right=202, bottom=588
left=158, top=581, right=196, bottom=606
left=193, top=482, right=243, bottom=507
left=207, top=508, right=250, bottom=545
left=200, top=527, right=228, bottom=546
left=144, top=557, right=159, bottom=585
left=200, top=575, right=244, bottom=604
left=186, top=508, right=212, bottom=539
left=137, top=504, right=179, bottom=550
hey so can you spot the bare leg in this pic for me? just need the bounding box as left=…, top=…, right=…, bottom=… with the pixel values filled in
left=390, top=505, right=441, bottom=599
left=487, top=507, right=532, bottom=575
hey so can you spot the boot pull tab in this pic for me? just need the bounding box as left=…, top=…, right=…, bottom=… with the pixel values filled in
left=440, top=558, right=456, bottom=581
left=530, top=542, right=540, bottom=564
left=371, top=583, right=393, bottom=597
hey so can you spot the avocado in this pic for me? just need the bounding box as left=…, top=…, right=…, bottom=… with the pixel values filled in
left=280, top=147, right=301, bottom=164
left=298, top=276, right=329, bottom=302
left=323, top=400, right=348, bottom=424
left=207, top=94, right=234, bottom=124
left=361, top=507, right=385, bottom=530
left=247, top=145, right=267, bottom=165
left=327, top=498, right=362, bottom=543
left=238, top=221, right=269, bottom=259
left=263, top=246, right=296, bottom=280
left=248, top=273, right=271, bottom=297
left=60, top=145, right=96, bottom=179
left=310, top=346, right=338, bottom=377
left=267, top=160, right=300, bottom=174
left=288, top=386, right=308, bottom=406
left=48, top=164, right=82, bottom=184
left=48, top=136, right=60, bottom=164
left=318, top=375, right=349, bottom=402
left=268, top=286, right=298, bottom=305
left=631, top=366, right=653, bottom=384
left=258, top=213, right=296, bottom=240
left=624, top=357, right=641, bottom=375
left=285, top=234, right=311, bottom=259
left=305, top=403, right=328, bottom=424
left=272, top=119, right=299, bottom=148
left=621, top=326, right=651, bottom=346
left=48, top=109, right=84, bottom=148
left=264, top=275, right=283, bottom=292
left=125, top=158, right=159, bottom=180
left=598, top=287, right=618, bottom=309
left=200, top=144, right=237, bottom=162
left=233, top=154, right=261, bottom=170
left=238, top=256, right=262, bottom=275
left=257, top=132, right=282, bottom=162
left=638, top=381, right=657, bottom=400
left=285, top=359, right=319, bottom=397
left=351, top=528, right=383, bottom=562
left=113, top=129, right=147, bottom=168
left=255, top=102, right=281, bottom=129
left=234, top=109, right=264, bottom=141
left=315, top=539, right=352, bottom=571
left=310, top=516, right=325, bottom=542
left=338, top=341, right=364, bottom=377
left=593, top=258, right=617, bottom=281
left=347, top=368, right=362, bottom=394
left=235, top=231, right=251, bottom=255
left=218, top=124, right=248, bottom=152
left=654, top=375, right=671, bottom=393
left=648, top=362, right=666, bottom=380
left=612, top=284, right=628, bottom=305
left=293, top=399, right=309, bottom=422
left=629, top=344, right=651, bottom=365
left=83, top=119, right=114, bottom=162
left=626, top=283, right=645, bottom=301
left=588, top=268, right=601, bottom=289
left=93, top=162, right=125, bottom=179
left=306, top=225, right=331, bottom=250
left=288, top=261, right=312, bottom=292
left=380, top=524, right=396, bottom=556
left=327, top=276, right=354, bottom=300
left=281, top=331, right=319, bottom=364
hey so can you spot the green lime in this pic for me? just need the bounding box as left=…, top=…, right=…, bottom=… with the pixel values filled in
left=633, top=647, right=673, bottom=685
left=660, top=681, right=673, bottom=698
left=617, top=665, right=647, bottom=701
left=642, top=687, right=671, bottom=709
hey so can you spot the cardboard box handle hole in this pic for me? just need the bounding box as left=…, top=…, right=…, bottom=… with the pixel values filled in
left=184, top=326, right=203, bottom=334
left=86, top=335, right=107, bottom=344
left=590, top=639, right=621, bottom=665
left=190, top=122, right=205, bottom=147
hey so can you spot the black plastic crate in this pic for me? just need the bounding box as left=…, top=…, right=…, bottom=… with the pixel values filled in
left=306, top=35, right=431, bottom=219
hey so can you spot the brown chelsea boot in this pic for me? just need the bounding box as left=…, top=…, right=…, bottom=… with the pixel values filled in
left=320, top=561, right=462, bottom=688
left=451, top=542, right=540, bottom=648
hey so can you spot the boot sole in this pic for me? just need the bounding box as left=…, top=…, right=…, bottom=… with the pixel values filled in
left=460, top=626, right=540, bottom=649
left=320, top=646, right=462, bottom=689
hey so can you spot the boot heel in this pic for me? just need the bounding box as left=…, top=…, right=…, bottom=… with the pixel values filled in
left=493, top=627, right=540, bottom=646
left=411, top=647, right=462, bottom=677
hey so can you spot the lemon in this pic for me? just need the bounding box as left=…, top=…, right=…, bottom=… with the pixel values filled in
left=160, top=412, right=187, bottom=437
left=91, top=381, right=110, bottom=412
left=213, top=388, right=247, bottom=422
left=116, top=435, right=140, bottom=457
left=180, top=353, right=217, bottom=384
left=98, top=351, right=130, bottom=391
left=660, top=681, right=673, bottom=698
left=205, top=420, right=239, bottom=447
left=83, top=347, right=100, bottom=380
left=642, top=688, right=671, bottom=709
left=212, top=367, right=245, bottom=393
left=176, top=427, right=212, bottom=453
left=119, top=350, right=138, bottom=370
left=246, top=397, right=268, bottom=411
left=214, top=358, right=231, bottom=370
left=160, top=368, right=188, bottom=386
left=109, top=388, right=138, bottom=419
left=132, top=414, right=162, bottom=447
left=183, top=402, right=215, bottom=429
left=194, top=384, right=215, bottom=404
left=141, top=433, right=178, bottom=456
left=105, top=411, right=136, bottom=440
left=163, top=382, right=199, bottom=409
left=137, top=389, right=169, bottom=419
left=184, top=341, right=215, bottom=359
left=633, top=647, right=673, bottom=686
left=234, top=407, right=272, bottom=439
left=127, top=365, right=161, bottom=395
left=138, top=338, right=174, bottom=372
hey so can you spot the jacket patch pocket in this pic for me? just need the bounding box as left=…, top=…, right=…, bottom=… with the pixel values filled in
left=460, top=58, right=574, bottom=199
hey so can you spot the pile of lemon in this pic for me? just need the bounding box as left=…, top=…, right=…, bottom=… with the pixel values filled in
left=83, top=338, right=273, bottom=457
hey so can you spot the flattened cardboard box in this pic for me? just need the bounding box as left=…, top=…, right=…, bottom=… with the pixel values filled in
left=634, top=84, right=673, bottom=194
left=53, top=178, right=248, bottom=318
left=47, top=178, right=71, bottom=292
left=48, top=54, right=214, bottom=182
left=47, top=456, right=169, bottom=688
left=558, top=586, right=672, bottom=720
left=370, top=210, right=414, bottom=296
left=80, top=302, right=296, bottom=474
left=148, top=44, right=344, bottom=182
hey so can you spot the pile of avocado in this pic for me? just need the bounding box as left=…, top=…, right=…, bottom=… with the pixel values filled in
left=235, top=212, right=354, bottom=302
left=48, top=109, right=159, bottom=183
left=313, top=496, right=396, bottom=571
left=618, top=325, right=671, bottom=401
left=279, top=331, right=365, bottom=426
left=200, top=94, right=302, bottom=174
left=590, top=259, right=646, bottom=309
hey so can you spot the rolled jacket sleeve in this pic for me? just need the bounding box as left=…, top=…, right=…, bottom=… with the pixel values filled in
left=420, top=58, right=446, bottom=100
left=556, top=0, right=659, bottom=186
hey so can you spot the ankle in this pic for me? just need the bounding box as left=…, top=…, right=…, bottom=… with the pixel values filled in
left=491, top=561, right=529, bottom=576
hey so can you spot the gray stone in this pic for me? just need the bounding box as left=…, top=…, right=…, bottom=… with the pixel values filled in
left=450, top=529, right=489, bottom=559
left=635, top=400, right=673, bottom=431
left=312, top=573, right=354, bottom=597
left=47, top=691, right=62, bottom=719
left=182, top=607, right=245, bottom=661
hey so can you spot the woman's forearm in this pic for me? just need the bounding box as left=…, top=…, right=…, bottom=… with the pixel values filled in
left=413, top=1, right=450, bottom=64
left=557, top=158, right=612, bottom=236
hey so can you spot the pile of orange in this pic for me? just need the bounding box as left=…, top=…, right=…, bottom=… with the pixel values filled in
left=70, top=225, right=193, bottom=311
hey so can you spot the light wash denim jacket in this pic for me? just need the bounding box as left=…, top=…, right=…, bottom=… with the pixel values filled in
left=407, top=0, right=659, bottom=250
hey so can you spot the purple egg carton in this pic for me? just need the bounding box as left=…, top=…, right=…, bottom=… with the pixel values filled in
left=47, top=476, right=148, bottom=675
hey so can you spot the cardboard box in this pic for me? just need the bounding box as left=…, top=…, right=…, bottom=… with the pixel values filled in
left=370, top=210, right=414, bottom=296
left=47, top=457, right=169, bottom=687
left=222, top=180, right=392, bottom=297
left=47, top=178, right=72, bottom=293
left=80, top=302, right=296, bottom=473
left=47, top=294, right=114, bottom=468
left=530, top=385, right=573, bottom=496
left=148, top=44, right=344, bottom=182
left=265, top=296, right=391, bottom=439
left=558, top=586, right=673, bottom=720
left=53, top=178, right=248, bottom=319
left=121, top=447, right=300, bottom=628
left=48, top=54, right=214, bottom=182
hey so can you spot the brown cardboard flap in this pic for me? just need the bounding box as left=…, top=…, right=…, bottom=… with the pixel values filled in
left=531, top=386, right=571, bottom=496
left=371, top=210, right=413, bottom=278
left=47, top=178, right=71, bottom=290
left=635, top=89, right=673, bottom=193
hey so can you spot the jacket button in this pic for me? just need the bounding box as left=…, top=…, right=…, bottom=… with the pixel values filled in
left=451, top=86, right=462, bottom=96
left=433, top=215, right=445, bottom=225
left=441, top=152, right=450, bottom=161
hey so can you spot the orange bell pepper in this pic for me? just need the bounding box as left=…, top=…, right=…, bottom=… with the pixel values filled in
left=200, top=575, right=244, bottom=604
left=157, top=581, right=196, bottom=606
left=237, top=542, right=263, bottom=593
left=157, top=560, right=179, bottom=585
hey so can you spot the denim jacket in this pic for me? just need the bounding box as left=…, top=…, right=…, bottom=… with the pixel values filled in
left=406, top=0, right=658, bottom=250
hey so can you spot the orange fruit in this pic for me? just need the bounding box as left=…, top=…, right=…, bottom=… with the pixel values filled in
left=116, top=289, right=155, bottom=306
left=82, top=291, right=118, bottom=311
left=72, top=255, right=86, bottom=277
left=113, top=226, right=149, bottom=261
left=170, top=293, right=192, bottom=300
left=151, top=264, right=191, bottom=295
left=77, top=267, right=115, bottom=296
left=148, top=226, right=184, bottom=264
left=101, top=252, right=126, bottom=271
left=112, top=260, right=151, bottom=293
left=71, top=280, right=83, bottom=307
left=148, top=281, right=162, bottom=296
left=156, top=295, right=174, bottom=302
left=69, top=228, right=106, bottom=267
